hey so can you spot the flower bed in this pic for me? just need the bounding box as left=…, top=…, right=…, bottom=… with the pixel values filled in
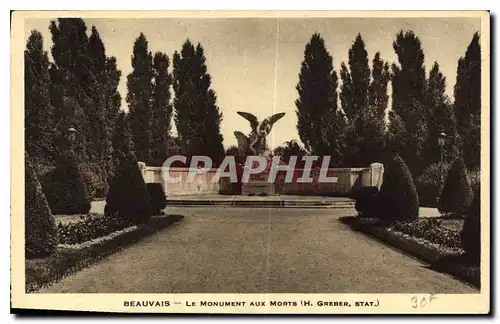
left=389, top=219, right=463, bottom=252
left=26, top=214, right=184, bottom=293
left=57, top=214, right=132, bottom=245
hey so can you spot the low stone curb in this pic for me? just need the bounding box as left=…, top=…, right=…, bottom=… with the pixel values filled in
left=166, top=199, right=355, bottom=208
left=360, top=225, right=444, bottom=264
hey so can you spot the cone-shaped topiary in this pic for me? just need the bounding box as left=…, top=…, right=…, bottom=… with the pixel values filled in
left=461, top=188, right=481, bottom=264
left=378, top=154, right=419, bottom=221
left=45, top=150, right=91, bottom=215
left=438, top=157, right=473, bottom=216
left=25, top=153, right=58, bottom=259
left=146, top=183, right=167, bottom=215
left=105, top=152, right=151, bottom=224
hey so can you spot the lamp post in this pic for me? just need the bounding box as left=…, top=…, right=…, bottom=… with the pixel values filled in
left=438, top=131, right=447, bottom=185
left=67, top=127, right=77, bottom=151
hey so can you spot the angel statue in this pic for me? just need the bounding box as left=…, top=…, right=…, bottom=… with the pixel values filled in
left=234, top=111, right=286, bottom=156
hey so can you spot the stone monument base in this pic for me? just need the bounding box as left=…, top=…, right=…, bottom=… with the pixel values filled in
left=241, top=181, right=276, bottom=196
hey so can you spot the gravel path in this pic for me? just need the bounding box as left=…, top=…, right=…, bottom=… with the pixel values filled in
left=41, top=207, right=477, bottom=293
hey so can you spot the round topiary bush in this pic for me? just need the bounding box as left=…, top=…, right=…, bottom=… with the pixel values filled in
left=146, top=183, right=167, bottom=215
left=461, top=188, right=480, bottom=264
left=355, top=186, right=379, bottom=218
left=416, top=162, right=450, bottom=207
left=378, top=154, right=419, bottom=221
left=25, top=153, right=59, bottom=259
left=105, top=152, right=151, bottom=225
left=438, top=157, right=473, bottom=217
left=45, top=150, right=91, bottom=215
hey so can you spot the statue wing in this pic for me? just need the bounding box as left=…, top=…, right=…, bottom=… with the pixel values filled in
left=260, top=112, right=286, bottom=132
left=234, top=131, right=250, bottom=154
left=237, top=111, right=259, bottom=134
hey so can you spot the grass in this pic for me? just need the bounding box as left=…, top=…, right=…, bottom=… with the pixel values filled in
left=26, top=214, right=184, bottom=293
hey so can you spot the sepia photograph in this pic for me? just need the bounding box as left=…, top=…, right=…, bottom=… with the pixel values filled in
left=10, top=10, right=490, bottom=314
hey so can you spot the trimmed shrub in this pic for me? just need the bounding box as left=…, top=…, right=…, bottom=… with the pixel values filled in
left=416, top=162, right=450, bottom=207
left=355, top=186, right=379, bottom=218
left=57, top=214, right=132, bottom=245
left=105, top=152, right=151, bottom=225
left=146, top=183, right=167, bottom=215
left=468, top=169, right=481, bottom=195
left=461, top=189, right=481, bottom=264
left=439, top=157, right=473, bottom=216
left=25, top=153, right=59, bottom=259
left=378, top=154, right=419, bottom=221
left=44, top=151, right=91, bottom=215
left=80, top=163, right=109, bottom=199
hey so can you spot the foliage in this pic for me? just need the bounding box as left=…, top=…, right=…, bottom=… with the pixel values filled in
left=45, top=150, right=91, bottom=215
left=173, top=40, right=225, bottom=164
left=454, top=32, right=481, bottom=170
left=25, top=153, right=59, bottom=259
left=341, top=37, right=388, bottom=166
left=25, top=30, right=54, bottom=163
left=390, top=30, right=429, bottom=176
left=461, top=189, right=481, bottom=263
left=424, top=62, right=458, bottom=165
left=391, top=219, right=462, bottom=250
left=378, top=154, right=419, bottom=221
left=57, top=214, right=132, bottom=245
left=273, top=140, right=308, bottom=164
left=468, top=169, right=481, bottom=194
left=295, top=33, right=342, bottom=157
left=126, top=33, right=153, bottom=163
left=150, top=52, right=173, bottom=166
left=369, top=52, right=390, bottom=118
left=146, top=183, right=167, bottom=215
left=439, top=157, right=473, bottom=216
left=340, top=34, right=370, bottom=120
left=355, top=186, right=380, bottom=218
left=26, top=215, right=184, bottom=292
left=415, top=162, right=450, bottom=207
left=105, top=152, right=151, bottom=224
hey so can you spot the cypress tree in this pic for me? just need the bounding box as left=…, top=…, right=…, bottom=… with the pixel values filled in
left=454, top=32, right=481, bottom=170
left=25, top=153, right=58, bottom=259
left=25, top=30, right=54, bottom=166
left=425, top=62, right=458, bottom=165
left=378, top=154, right=419, bottom=221
left=49, top=18, right=94, bottom=161
left=126, top=33, right=153, bottom=164
left=111, top=111, right=134, bottom=173
left=461, top=188, right=481, bottom=263
left=151, top=52, right=173, bottom=166
left=368, top=52, right=390, bottom=119
left=340, top=34, right=370, bottom=120
left=295, top=33, right=342, bottom=157
left=173, top=40, right=225, bottom=163
left=438, top=157, right=473, bottom=216
left=342, top=36, right=386, bottom=166
left=390, top=30, right=429, bottom=176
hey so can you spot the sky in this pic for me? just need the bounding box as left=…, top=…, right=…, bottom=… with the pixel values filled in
left=25, top=16, right=480, bottom=149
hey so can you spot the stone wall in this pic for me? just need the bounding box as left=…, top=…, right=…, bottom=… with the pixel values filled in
left=139, top=163, right=384, bottom=197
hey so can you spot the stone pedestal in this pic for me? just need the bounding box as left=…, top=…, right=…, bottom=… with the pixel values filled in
left=242, top=181, right=276, bottom=196
left=241, top=156, right=277, bottom=196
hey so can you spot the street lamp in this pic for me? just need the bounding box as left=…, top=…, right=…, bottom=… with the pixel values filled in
left=438, top=131, right=447, bottom=185
left=67, top=127, right=77, bottom=150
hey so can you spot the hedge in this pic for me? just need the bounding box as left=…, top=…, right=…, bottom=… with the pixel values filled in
left=25, top=153, right=59, bottom=259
